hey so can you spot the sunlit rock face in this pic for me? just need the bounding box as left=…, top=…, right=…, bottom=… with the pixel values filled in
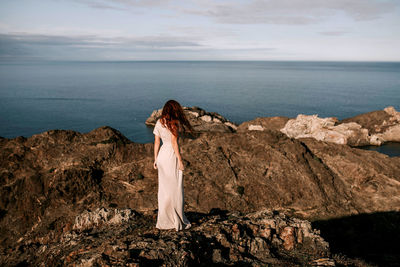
left=277, top=106, right=400, bottom=146
left=238, top=107, right=400, bottom=147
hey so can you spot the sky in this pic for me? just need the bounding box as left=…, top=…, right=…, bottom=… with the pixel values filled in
left=0, top=0, right=399, bottom=61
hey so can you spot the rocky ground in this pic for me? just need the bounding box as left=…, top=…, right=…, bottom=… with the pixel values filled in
left=2, top=208, right=346, bottom=266
left=1, top=107, right=399, bottom=266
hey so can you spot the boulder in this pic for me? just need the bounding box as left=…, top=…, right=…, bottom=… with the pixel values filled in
left=280, top=114, right=370, bottom=146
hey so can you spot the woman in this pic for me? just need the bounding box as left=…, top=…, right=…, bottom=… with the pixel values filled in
left=153, top=100, right=193, bottom=231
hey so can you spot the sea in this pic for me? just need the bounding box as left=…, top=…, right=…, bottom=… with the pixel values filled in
left=1, top=60, right=399, bottom=156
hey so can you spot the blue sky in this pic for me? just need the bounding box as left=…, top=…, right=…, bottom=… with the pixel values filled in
left=0, top=0, right=399, bottom=61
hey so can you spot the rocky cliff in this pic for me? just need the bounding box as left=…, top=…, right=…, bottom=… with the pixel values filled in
left=1, top=107, right=399, bottom=266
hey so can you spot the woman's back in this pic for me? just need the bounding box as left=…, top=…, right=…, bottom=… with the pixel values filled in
left=154, top=119, right=173, bottom=145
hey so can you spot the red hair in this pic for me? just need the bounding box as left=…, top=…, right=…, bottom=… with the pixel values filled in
left=160, top=100, right=193, bottom=137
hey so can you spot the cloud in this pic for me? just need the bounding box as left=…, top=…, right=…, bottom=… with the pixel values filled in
left=181, top=0, right=399, bottom=25
left=319, top=31, right=348, bottom=36
left=76, top=0, right=125, bottom=10
left=70, top=0, right=169, bottom=10
left=69, top=0, right=399, bottom=25
left=0, top=32, right=276, bottom=60
left=0, top=32, right=204, bottom=60
left=0, top=32, right=202, bottom=48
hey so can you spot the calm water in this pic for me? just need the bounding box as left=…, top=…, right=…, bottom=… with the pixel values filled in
left=358, top=142, right=400, bottom=158
left=0, top=60, right=399, bottom=154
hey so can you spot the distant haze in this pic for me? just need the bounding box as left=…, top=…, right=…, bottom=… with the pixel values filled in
left=0, top=0, right=399, bottom=61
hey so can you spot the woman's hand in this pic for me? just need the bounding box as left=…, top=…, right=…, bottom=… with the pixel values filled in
left=178, top=160, right=184, bottom=171
left=153, top=135, right=160, bottom=170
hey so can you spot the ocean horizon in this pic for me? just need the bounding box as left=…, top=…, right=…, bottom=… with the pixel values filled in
left=1, top=60, right=399, bottom=155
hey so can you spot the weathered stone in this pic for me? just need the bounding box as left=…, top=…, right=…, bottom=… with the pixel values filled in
left=248, top=124, right=264, bottom=131
left=277, top=106, right=400, bottom=146
left=200, top=115, right=212, bottom=122
left=73, top=207, right=135, bottom=231
left=311, top=258, right=336, bottom=266
left=280, top=114, right=369, bottom=146
left=341, top=106, right=400, bottom=145
left=280, top=226, right=296, bottom=250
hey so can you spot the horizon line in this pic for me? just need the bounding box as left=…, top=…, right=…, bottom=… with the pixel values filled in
left=2, top=59, right=400, bottom=63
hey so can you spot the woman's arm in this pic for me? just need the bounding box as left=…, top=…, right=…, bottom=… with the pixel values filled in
left=153, top=135, right=161, bottom=169
left=171, top=133, right=184, bottom=170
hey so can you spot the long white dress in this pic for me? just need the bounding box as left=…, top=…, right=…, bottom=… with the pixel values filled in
left=153, top=119, right=191, bottom=231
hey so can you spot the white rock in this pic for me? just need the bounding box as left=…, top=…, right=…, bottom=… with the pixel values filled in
left=369, top=135, right=383, bottom=146
left=248, top=125, right=264, bottom=131
left=200, top=115, right=212, bottom=122
left=213, top=117, right=222, bottom=123
left=280, top=114, right=367, bottom=145
left=371, top=124, right=400, bottom=144
left=73, top=207, right=134, bottom=231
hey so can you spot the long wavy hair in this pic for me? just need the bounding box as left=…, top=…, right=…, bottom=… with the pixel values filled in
left=160, top=100, right=193, bottom=137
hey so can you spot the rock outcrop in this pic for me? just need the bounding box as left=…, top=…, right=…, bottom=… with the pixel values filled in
left=1, top=107, right=400, bottom=266
left=341, top=106, right=400, bottom=145
left=280, top=115, right=370, bottom=146
left=146, top=106, right=238, bottom=133
left=277, top=106, right=400, bottom=146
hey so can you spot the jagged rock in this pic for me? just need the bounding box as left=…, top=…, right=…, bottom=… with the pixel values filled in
left=2, top=208, right=339, bottom=266
left=145, top=106, right=238, bottom=133
left=280, top=114, right=370, bottom=146
left=73, top=207, right=135, bottom=231
left=279, top=106, right=400, bottom=146
left=353, top=106, right=400, bottom=145
left=241, top=107, right=400, bottom=146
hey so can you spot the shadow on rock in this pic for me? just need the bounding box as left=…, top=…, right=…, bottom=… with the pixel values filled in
left=312, top=211, right=400, bottom=267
